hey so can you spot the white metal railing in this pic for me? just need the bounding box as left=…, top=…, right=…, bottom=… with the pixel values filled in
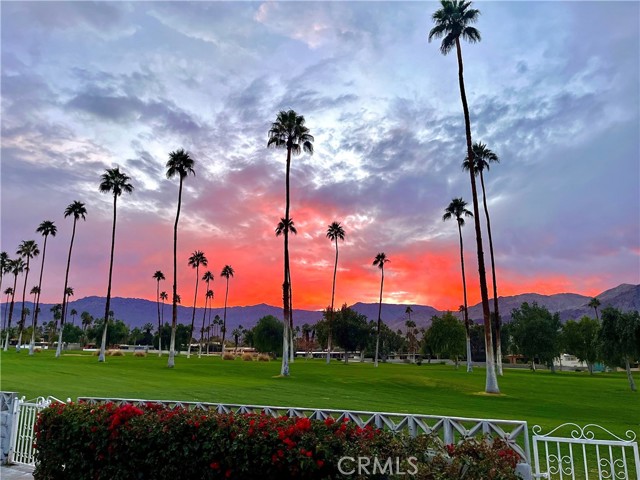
left=10, top=396, right=66, bottom=465
left=533, top=423, right=640, bottom=480
left=78, top=396, right=531, bottom=463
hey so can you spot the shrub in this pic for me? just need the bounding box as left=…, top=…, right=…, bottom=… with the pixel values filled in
left=134, top=351, right=147, bottom=357
left=34, top=403, right=521, bottom=480
left=222, top=352, right=235, bottom=360
left=257, top=354, right=270, bottom=362
left=108, top=350, right=124, bottom=356
left=242, top=353, right=254, bottom=361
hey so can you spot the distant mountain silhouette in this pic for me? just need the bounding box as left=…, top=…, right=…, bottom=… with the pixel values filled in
left=2, top=284, right=638, bottom=331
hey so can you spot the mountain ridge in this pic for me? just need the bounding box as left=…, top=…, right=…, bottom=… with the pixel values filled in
left=2, top=284, right=638, bottom=332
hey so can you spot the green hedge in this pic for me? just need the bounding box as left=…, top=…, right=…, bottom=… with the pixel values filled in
left=34, top=402, right=521, bottom=479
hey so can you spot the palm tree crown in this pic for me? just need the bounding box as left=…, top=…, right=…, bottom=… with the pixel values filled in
left=188, top=251, right=208, bottom=270
left=221, top=265, right=234, bottom=281
left=153, top=270, right=165, bottom=282
left=373, top=252, right=389, bottom=270
left=64, top=201, right=87, bottom=221
left=443, top=197, right=473, bottom=226
left=275, top=218, right=297, bottom=236
left=202, top=271, right=214, bottom=284
left=326, top=222, right=345, bottom=243
left=428, top=0, right=481, bottom=55
left=17, top=240, right=40, bottom=264
left=267, top=110, right=315, bottom=154
left=166, top=149, right=196, bottom=180
left=463, top=142, right=499, bottom=175
left=36, top=220, right=57, bottom=239
left=99, top=167, right=134, bottom=198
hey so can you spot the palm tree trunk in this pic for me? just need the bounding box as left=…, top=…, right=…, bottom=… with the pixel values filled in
left=157, top=280, right=162, bottom=356
left=16, top=258, right=31, bottom=352
left=281, top=145, right=292, bottom=376
left=625, top=357, right=637, bottom=392
left=57, top=218, right=77, bottom=358
left=99, top=196, right=118, bottom=362
left=479, top=171, right=502, bottom=376
left=457, top=222, right=473, bottom=373
left=168, top=179, right=183, bottom=368
left=222, top=278, right=230, bottom=354
left=3, top=275, right=18, bottom=351
left=594, top=307, right=599, bottom=321
left=374, top=266, right=384, bottom=368
left=188, top=266, right=200, bottom=358
left=455, top=38, right=498, bottom=393
left=327, top=238, right=339, bottom=364
left=199, top=288, right=208, bottom=358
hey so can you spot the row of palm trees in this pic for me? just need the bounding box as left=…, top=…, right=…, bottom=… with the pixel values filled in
left=152, top=262, right=234, bottom=359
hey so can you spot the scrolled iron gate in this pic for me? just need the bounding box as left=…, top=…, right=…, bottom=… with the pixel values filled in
left=533, top=423, right=640, bottom=480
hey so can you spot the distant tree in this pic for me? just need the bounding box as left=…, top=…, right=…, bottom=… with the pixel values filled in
left=588, top=297, right=601, bottom=320
left=4, top=258, right=25, bottom=351
left=98, top=167, right=133, bottom=363
left=252, top=315, right=284, bottom=357
left=425, top=312, right=466, bottom=367
left=61, top=323, right=82, bottom=343
left=160, top=291, right=168, bottom=330
left=562, top=316, right=600, bottom=374
left=70, top=308, right=78, bottom=326
left=220, top=265, right=235, bottom=353
left=58, top=201, right=87, bottom=358
left=268, top=109, right=314, bottom=376
left=464, top=142, right=503, bottom=375
left=327, top=305, right=371, bottom=364
left=232, top=327, right=243, bottom=351
left=598, top=307, right=638, bottom=391
left=16, top=240, right=40, bottom=352
left=30, top=220, right=56, bottom=355
left=187, top=250, right=208, bottom=358
left=166, top=148, right=196, bottom=368
left=366, top=321, right=405, bottom=362
left=443, top=197, right=474, bottom=372
left=153, top=270, right=165, bottom=356
left=372, top=252, right=389, bottom=367
left=510, top=302, right=562, bottom=372
left=325, top=221, right=346, bottom=364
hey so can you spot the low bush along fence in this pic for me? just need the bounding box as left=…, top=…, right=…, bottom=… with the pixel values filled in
left=34, top=402, right=521, bottom=480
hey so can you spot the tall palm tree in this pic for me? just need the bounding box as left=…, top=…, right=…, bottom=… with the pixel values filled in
left=16, top=240, right=40, bottom=352
left=373, top=252, right=389, bottom=367
left=199, top=271, right=214, bottom=358
left=276, top=218, right=297, bottom=361
left=153, top=271, right=165, bottom=356
left=268, top=109, right=314, bottom=376
left=98, top=167, right=134, bottom=362
left=160, top=291, right=168, bottom=330
left=30, top=221, right=57, bottom=355
left=205, top=290, right=214, bottom=354
left=464, top=142, right=503, bottom=374
left=57, top=201, right=87, bottom=358
left=4, top=259, right=25, bottom=351
left=405, top=306, right=415, bottom=362
left=587, top=297, right=601, bottom=320
left=443, top=197, right=474, bottom=372
left=187, top=250, right=207, bottom=358
left=3, top=287, right=13, bottom=332
left=64, top=287, right=74, bottom=324
left=325, top=221, right=345, bottom=364
left=429, top=0, right=499, bottom=393
left=166, top=149, right=196, bottom=368
left=220, top=265, right=234, bottom=354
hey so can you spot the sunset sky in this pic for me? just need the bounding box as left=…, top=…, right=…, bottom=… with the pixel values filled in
left=1, top=1, right=639, bottom=313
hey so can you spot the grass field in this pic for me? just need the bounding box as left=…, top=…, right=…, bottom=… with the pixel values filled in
left=1, top=350, right=638, bottom=437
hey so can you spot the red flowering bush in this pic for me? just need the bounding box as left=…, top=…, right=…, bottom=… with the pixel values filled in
left=33, top=402, right=521, bottom=480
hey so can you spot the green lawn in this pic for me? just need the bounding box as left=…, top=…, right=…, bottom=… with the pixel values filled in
left=1, top=350, right=637, bottom=437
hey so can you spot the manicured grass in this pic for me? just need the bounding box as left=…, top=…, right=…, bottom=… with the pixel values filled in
left=1, top=350, right=637, bottom=437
